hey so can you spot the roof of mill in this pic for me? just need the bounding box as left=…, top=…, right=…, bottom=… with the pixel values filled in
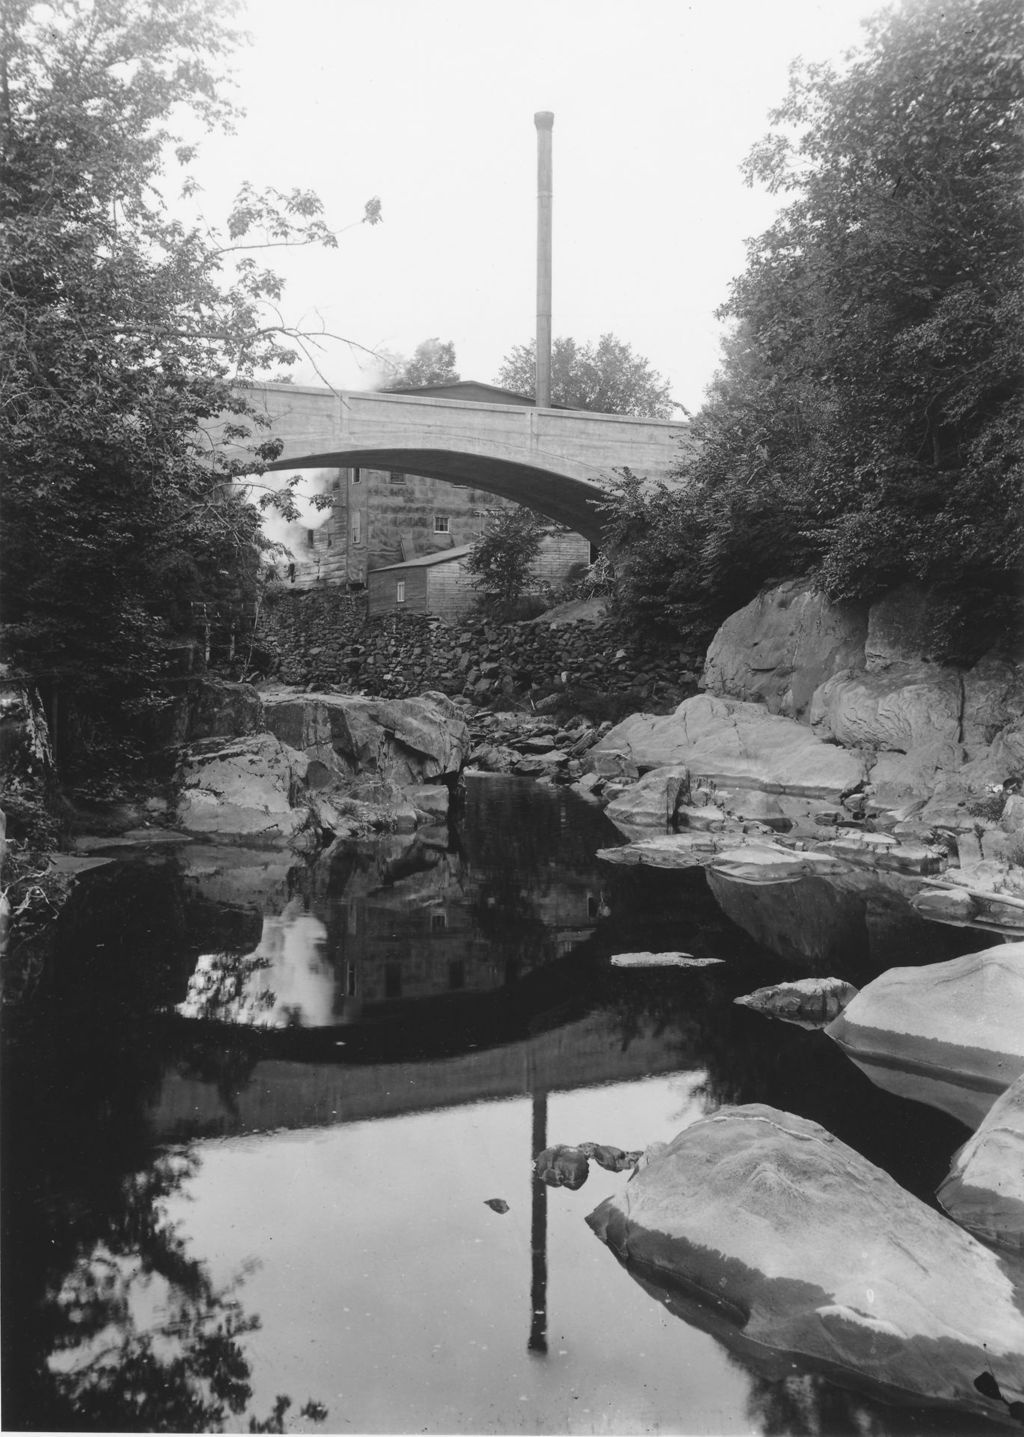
left=369, top=543, right=475, bottom=574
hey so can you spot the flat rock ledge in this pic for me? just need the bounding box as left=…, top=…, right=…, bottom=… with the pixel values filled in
left=588, top=679, right=1024, bottom=923
left=593, top=694, right=867, bottom=802
left=610, top=951, right=723, bottom=969
left=587, top=1104, right=1024, bottom=1423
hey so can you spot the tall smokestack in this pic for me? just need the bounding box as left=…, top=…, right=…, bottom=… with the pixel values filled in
left=534, top=111, right=554, bottom=408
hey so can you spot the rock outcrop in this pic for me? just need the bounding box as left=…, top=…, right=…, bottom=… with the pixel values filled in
left=592, top=583, right=1024, bottom=918
left=938, top=1074, right=1024, bottom=1252
left=174, top=692, right=469, bottom=846
left=262, top=690, right=467, bottom=787
left=587, top=1104, right=1024, bottom=1422
left=698, top=581, right=1024, bottom=828
left=160, top=677, right=264, bottom=746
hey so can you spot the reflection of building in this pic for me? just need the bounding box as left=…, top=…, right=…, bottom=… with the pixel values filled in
left=176, top=780, right=612, bottom=1029
left=320, top=828, right=604, bottom=1011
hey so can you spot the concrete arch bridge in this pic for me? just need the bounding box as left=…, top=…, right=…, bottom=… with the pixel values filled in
left=223, top=383, right=692, bottom=544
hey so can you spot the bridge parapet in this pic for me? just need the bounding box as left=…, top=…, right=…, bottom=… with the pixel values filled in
left=217, top=383, right=692, bottom=541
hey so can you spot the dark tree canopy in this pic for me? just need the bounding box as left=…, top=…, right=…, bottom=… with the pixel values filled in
left=0, top=0, right=373, bottom=764
left=495, top=334, right=675, bottom=416
left=383, top=338, right=460, bottom=389
left=606, top=0, right=1024, bottom=654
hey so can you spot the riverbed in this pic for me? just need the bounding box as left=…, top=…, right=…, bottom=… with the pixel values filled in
left=0, top=775, right=998, bottom=1433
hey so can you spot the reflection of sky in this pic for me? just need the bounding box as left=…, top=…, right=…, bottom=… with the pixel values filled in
left=164, top=1073, right=755, bottom=1436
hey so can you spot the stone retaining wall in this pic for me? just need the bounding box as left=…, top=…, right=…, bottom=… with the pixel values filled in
left=259, top=588, right=699, bottom=710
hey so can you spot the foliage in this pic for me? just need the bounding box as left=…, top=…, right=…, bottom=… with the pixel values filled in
left=0, top=0, right=378, bottom=766
left=604, top=0, right=1024, bottom=655
left=383, top=337, right=459, bottom=388
left=597, top=470, right=719, bottom=644
left=467, top=507, right=547, bottom=617
left=495, top=333, right=675, bottom=416
left=33, top=1149, right=330, bottom=1432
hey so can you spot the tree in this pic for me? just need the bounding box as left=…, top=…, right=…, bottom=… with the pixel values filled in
left=383, top=337, right=459, bottom=388
left=495, top=334, right=675, bottom=416
left=467, top=508, right=547, bottom=617
left=0, top=0, right=379, bottom=769
left=683, top=0, right=1022, bottom=651
left=604, top=0, right=1024, bottom=654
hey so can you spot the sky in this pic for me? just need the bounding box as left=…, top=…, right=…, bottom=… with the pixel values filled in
left=183, top=0, right=886, bottom=416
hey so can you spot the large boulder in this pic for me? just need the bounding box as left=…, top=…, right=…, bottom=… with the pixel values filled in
left=810, top=665, right=963, bottom=752
left=587, top=1104, right=1024, bottom=1422
left=592, top=695, right=867, bottom=801
left=702, top=581, right=867, bottom=719
left=262, top=691, right=468, bottom=787
left=826, top=942, right=1024, bottom=1124
left=603, top=765, right=689, bottom=833
left=938, top=1074, right=1024, bottom=1252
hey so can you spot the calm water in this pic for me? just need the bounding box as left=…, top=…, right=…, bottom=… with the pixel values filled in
left=0, top=776, right=995, bottom=1434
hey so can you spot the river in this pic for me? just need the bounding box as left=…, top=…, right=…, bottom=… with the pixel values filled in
left=0, top=775, right=995, bottom=1434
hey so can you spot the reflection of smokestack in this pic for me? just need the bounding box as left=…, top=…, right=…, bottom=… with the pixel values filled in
left=534, top=111, right=554, bottom=408
left=529, top=1089, right=548, bottom=1356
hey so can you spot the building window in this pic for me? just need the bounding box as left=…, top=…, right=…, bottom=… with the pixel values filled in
left=431, top=911, right=447, bottom=931
left=396, top=581, right=406, bottom=604
left=389, top=471, right=406, bottom=485
left=306, top=528, right=316, bottom=549
left=352, top=510, right=362, bottom=545
left=433, top=514, right=450, bottom=534
left=352, top=469, right=361, bottom=484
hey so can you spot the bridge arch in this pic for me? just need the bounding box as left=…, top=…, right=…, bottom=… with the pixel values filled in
left=266, top=445, right=608, bottom=540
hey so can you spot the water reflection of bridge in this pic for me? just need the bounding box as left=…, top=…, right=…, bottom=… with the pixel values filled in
left=149, top=1010, right=693, bottom=1144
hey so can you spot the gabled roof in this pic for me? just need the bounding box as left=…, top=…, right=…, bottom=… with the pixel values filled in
left=370, top=543, right=474, bottom=574
left=381, top=379, right=568, bottom=408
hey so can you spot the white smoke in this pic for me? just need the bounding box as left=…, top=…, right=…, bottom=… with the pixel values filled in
left=237, top=466, right=338, bottom=557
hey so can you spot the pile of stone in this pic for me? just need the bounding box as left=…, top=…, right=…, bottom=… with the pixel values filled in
left=463, top=710, right=612, bottom=783
left=258, top=590, right=699, bottom=710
